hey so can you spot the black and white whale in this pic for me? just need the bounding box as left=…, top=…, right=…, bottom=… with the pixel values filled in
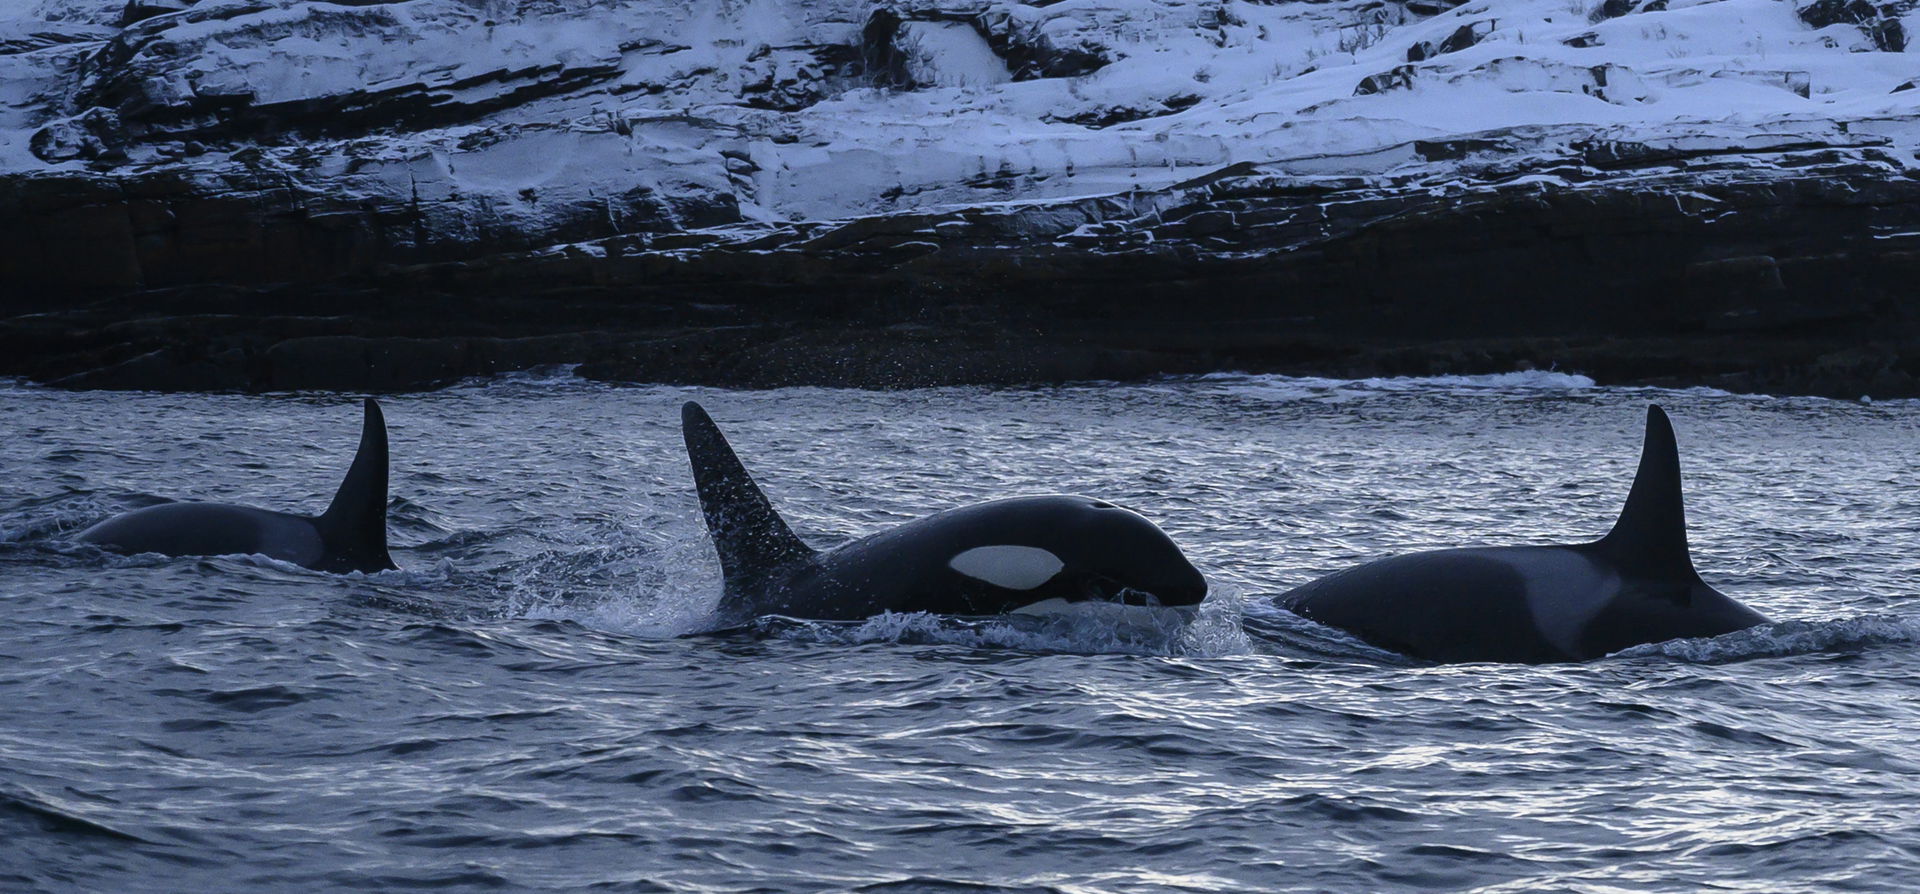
left=682, top=401, right=1207, bottom=624
left=74, top=398, right=396, bottom=574
left=1278, top=405, right=1768, bottom=663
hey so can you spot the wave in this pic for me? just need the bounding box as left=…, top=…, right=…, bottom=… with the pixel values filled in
left=0, top=492, right=119, bottom=543
left=443, top=364, right=587, bottom=394
left=706, top=591, right=1255, bottom=657
left=1186, top=369, right=1597, bottom=401
left=1240, top=600, right=1920, bottom=667
left=0, top=787, right=149, bottom=844
left=498, top=523, right=723, bottom=637
left=1614, top=614, right=1920, bottom=663
left=854, top=879, right=1066, bottom=894
left=515, top=587, right=718, bottom=640
left=1183, top=369, right=1920, bottom=408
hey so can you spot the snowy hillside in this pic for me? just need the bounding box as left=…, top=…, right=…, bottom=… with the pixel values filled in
left=5, top=0, right=1920, bottom=396
left=4, top=0, right=1915, bottom=234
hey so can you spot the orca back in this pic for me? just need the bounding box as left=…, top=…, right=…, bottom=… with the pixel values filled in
left=76, top=502, right=323, bottom=566
left=1280, top=404, right=1768, bottom=663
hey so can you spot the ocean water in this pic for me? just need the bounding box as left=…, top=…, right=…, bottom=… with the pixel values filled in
left=4, top=372, right=1919, bottom=893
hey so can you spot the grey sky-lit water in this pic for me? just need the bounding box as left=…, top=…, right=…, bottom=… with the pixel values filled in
left=4, top=372, right=1920, bottom=892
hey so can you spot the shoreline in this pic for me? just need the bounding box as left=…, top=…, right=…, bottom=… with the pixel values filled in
left=7, top=141, right=1919, bottom=399
left=1, top=325, right=1912, bottom=400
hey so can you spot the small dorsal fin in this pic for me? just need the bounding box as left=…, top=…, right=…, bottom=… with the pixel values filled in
left=1592, top=404, right=1694, bottom=577
left=681, top=402, right=815, bottom=598
left=314, top=397, right=395, bottom=572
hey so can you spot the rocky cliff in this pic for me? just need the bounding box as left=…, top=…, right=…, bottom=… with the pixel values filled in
left=3, top=0, right=1917, bottom=394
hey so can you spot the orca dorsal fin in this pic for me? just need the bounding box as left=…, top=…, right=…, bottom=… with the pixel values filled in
left=1593, top=404, right=1695, bottom=577
left=314, top=397, right=395, bottom=572
left=681, top=402, right=815, bottom=595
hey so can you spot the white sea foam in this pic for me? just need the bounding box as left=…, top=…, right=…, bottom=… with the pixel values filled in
left=1191, top=369, right=1599, bottom=402
left=749, top=607, right=1217, bottom=657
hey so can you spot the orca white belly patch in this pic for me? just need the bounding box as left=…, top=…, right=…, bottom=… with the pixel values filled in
left=949, top=545, right=1064, bottom=590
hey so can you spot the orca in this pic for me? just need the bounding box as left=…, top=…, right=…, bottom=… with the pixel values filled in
left=74, top=398, right=396, bottom=574
left=1277, top=405, right=1767, bottom=663
left=681, top=401, right=1207, bottom=624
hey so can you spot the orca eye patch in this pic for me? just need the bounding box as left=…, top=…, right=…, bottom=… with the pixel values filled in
left=949, top=545, right=1066, bottom=590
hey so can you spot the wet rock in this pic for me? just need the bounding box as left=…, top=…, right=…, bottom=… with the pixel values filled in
left=32, top=326, right=630, bottom=392
left=575, top=326, right=1202, bottom=390
left=50, top=345, right=250, bottom=392
left=260, top=334, right=628, bottom=392
left=11, top=137, right=1920, bottom=399
left=264, top=337, right=470, bottom=392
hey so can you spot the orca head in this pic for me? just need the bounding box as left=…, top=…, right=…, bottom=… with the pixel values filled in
left=946, top=496, right=1209, bottom=612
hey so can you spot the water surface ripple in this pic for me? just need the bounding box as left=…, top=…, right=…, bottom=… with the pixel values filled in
left=3, top=372, right=1918, bottom=892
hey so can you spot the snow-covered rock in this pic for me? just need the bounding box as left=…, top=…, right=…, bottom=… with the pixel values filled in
left=0, top=0, right=1914, bottom=288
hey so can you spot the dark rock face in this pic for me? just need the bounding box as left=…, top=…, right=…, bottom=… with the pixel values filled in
left=1355, top=65, right=1416, bottom=95
left=29, top=108, right=129, bottom=162
left=0, top=160, right=742, bottom=298
left=859, top=6, right=1108, bottom=90
left=73, top=4, right=633, bottom=144
left=1798, top=0, right=1911, bottom=52
left=1047, top=94, right=1201, bottom=129
left=1403, top=0, right=1472, bottom=16
left=8, top=135, right=1920, bottom=398
left=1407, top=21, right=1493, bottom=62
left=117, top=0, right=191, bottom=27
left=1590, top=0, right=1668, bottom=22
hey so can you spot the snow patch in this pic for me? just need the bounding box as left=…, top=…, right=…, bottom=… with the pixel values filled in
left=898, top=21, right=1011, bottom=88
left=0, top=0, right=1912, bottom=231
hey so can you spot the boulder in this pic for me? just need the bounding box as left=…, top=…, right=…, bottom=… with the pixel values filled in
left=28, top=108, right=129, bottom=162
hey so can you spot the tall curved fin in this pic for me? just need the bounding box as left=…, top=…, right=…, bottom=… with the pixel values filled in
left=681, top=402, right=814, bottom=599
left=1592, top=404, right=1694, bottom=577
left=315, top=397, right=395, bottom=572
